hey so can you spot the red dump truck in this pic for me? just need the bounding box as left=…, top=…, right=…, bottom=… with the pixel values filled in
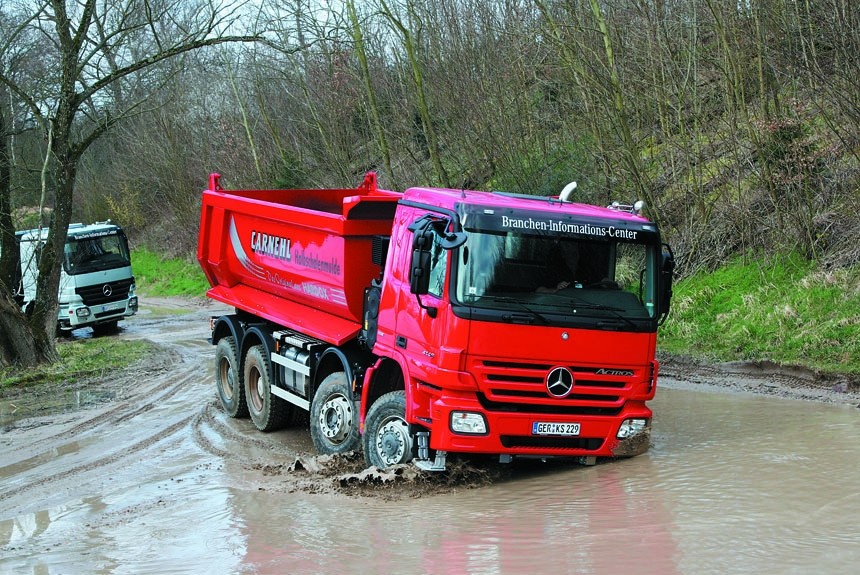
left=197, top=173, right=674, bottom=470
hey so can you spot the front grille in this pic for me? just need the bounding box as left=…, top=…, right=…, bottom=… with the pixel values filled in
left=500, top=435, right=604, bottom=451
left=76, top=278, right=133, bottom=306
left=94, top=309, right=123, bottom=318
left=478, top=393, right=622, bottom=416
left=473, top=359, right=639, bottom=409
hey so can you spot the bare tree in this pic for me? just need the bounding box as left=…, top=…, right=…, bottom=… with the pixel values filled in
left=0, top=0, right=267, bottom=368
left=378, top=0, right=450, bottom=187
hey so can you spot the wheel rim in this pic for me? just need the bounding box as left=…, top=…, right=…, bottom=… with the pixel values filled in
left=248, top=367, right=264, bottom=411
left=375, top=415, right=410, bottom=466
left=318, top=394, right=353, bottom=444
left=218, top=357, right=234, bottom=400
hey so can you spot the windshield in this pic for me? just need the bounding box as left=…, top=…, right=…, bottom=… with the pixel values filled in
left=453, top=216, right=661, bottom=329
left=64, top=232, right=131, bottom=275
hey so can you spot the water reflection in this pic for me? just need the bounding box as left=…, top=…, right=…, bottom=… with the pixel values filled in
left=227, top=387, right=860, bottom=575
left=2, top=386, right=860, bottom=574
left=227, top=457, right=681, bottom=575
left=0, top=481, right=245, bottom=575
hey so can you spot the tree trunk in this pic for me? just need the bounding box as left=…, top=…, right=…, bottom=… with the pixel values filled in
left=0, top=102, right=18, bottom=294
left=347, top=0, right=397, bottom=188
left=379, top=0, right=450, bottom=188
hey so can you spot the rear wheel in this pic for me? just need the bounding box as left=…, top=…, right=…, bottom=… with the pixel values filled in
left=244, top=345, right=290, bottom=431
left=215, top=336, right=247, bottom=418
left=363, top=391, right=414, bottom=469
left=310, top=372, right=360, bottom=455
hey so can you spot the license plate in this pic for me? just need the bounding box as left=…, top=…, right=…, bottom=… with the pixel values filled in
left=101, top=301, right=123, bottom=312
left=532, top=422, right=581, bottom=436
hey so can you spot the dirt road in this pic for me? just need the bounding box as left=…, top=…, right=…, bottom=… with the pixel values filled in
left=2, top=298, right=858, bottom=574
left=0, top=299, right=492, bottom=519
left=2, top=297, right=857, bottom=511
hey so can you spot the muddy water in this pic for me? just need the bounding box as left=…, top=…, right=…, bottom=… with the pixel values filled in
left=2, top=301, right=859, bottom=574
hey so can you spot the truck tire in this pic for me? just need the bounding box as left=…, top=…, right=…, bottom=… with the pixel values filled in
left=91, top=321, right=119, bottom=336
left=244, top=345, right=290, bottom=431
left=362, top=390, right=414, bottom=469
left=310, top=372, right=360, bottom=455
left=215, top=336, right=247, bottom=418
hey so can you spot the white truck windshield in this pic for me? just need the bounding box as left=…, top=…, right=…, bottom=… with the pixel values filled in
left=64, top=233, right=132, bottom=275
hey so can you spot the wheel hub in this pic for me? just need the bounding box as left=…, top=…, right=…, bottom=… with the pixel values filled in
left=376, top=419, right=409, bottom=465
left=220, top=360, right=234, bottom=399
left=319, top=396, right=352, bottom=442
left=249, top=370, right=263, bottom=410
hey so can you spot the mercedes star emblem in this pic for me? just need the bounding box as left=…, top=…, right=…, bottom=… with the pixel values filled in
left=546, top=367, right=574, bottom=398
left=102, top=284, right=113, bottom=297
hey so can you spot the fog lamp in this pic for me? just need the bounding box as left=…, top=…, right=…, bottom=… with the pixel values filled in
left=450, top=412, right=487, bottom=434
left=617, top=418, right=648, bottom=439
left=76, top=307, right=91, bottom=317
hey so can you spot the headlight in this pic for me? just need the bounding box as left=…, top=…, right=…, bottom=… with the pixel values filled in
left=617, top=418, right=649, bottom=439
left=129, top=296, right=138, bottom=310
left=450, top=412, right=487, bottom=434
left=75, top=307, right=91, bottom=317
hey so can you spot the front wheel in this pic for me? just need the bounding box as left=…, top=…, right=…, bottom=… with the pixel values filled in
left=362, top=391, right=414, bottom=469
left=244, top=345, right=291, bottom=431
left=310, top=372, right=360, bottom=455
left=91, top=320, right=119, bottom=336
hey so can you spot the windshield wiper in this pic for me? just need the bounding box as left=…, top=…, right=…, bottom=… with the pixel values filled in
left=542, top=293, right=640, bottom=329
left=573, top=302, right=638, bottom=330
left=483, top=296, right=550, bottom=325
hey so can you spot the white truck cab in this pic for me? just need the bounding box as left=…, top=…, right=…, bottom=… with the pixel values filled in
left=14, top=221, right=138, bottom=333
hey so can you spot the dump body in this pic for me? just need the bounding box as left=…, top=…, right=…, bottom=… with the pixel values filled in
left=197, top=173, right=401, bottom=345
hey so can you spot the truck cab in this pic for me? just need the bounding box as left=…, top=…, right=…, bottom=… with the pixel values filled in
left=15, top=222, right=138, bottom=333
left=362, top=188, right=673, bottom=469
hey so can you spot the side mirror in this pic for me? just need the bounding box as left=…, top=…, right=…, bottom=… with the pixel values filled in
left=410, top=226, right=434, bottom=295
left=658, top=243, right=675, bottom=324
left=407, top=214, right=464, bottom=295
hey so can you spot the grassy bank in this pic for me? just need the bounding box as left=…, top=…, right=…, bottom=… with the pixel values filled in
left=659, top=254, right=860, bottom=376
left=132, top=248, right=210, bottom=297
left=1, top=338, right=153, bottom=387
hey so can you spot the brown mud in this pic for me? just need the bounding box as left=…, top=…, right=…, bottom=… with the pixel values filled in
left=1, top=297, right=858, bottom=514
left=658, top=352, right=860, bottom=406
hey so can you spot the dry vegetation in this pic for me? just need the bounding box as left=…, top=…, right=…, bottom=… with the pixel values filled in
left=2, top=1, right=860, bottom=271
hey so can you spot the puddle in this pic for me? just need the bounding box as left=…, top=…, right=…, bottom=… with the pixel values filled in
left=1, top=388, right=117, bottom=427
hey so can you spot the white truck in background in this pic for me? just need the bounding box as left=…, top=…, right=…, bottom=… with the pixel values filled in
left=10, top=221, right=138, bottom=334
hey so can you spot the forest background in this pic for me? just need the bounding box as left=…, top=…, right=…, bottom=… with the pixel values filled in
left=1, top=0, right=858, bottom=376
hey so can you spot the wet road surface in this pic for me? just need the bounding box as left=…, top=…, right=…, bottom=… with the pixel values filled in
left=1, top=299, right=859, bottom=574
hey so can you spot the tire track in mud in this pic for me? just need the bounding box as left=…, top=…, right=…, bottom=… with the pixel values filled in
left=0, top=312, right=219, bottom=518
left=191, top=399, right=309, bottom=461
left=0, top=414, right=194, bottom=509
left=0, top=345, right=201, bottom=479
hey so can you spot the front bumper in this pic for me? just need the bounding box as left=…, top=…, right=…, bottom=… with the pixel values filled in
left=423, top=392, right=652, bottom=459
left=58, top=296, right=139, bottom=330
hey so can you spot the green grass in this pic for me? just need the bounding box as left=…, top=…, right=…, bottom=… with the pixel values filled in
left=1, top=338, right=154, bottom=387
left=132, top=248, right=210, bottom=297
left=659, top=253, right=860, bottom=375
